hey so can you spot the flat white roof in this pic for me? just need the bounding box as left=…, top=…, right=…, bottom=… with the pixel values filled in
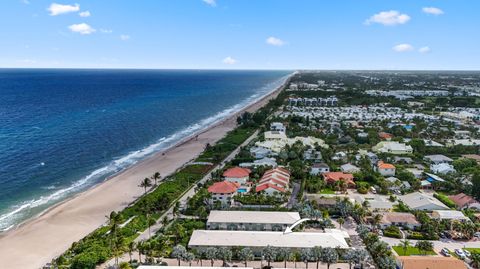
left=432, top=210, right=469, bottom=220
left=207, top=211, right=301, bottom=225
left=188, top=230, right=349, bottom=249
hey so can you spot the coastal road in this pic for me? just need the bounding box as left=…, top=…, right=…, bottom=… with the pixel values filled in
left=101, top=130, right=259, bottom=268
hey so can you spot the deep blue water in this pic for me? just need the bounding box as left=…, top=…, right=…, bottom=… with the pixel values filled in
left=0, top=69, right=291, bottom=230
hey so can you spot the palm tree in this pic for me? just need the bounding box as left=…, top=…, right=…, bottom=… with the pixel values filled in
left=372, top=214, right=382, bottom=231
left=262, top=245, right=277, bottom=267
left=337, top=217, right=345, bottom=229
left=152, top=172, right=161, bottom=186
left=415, top=240, right=433, bottom=255
left=205, top=247, right=218, bottom=266
left=276, top=248, right=291, bottom=268
left=312, top=246, right=323, bottom=269
left=342, top=249, right=355, bottom=269
left=400, top=239, right=411, bottom=256
left=139, top=177, right=152, bottom=194
left=172, top=245, right=188, bottom=266
left=238, top=247, right=254, bottom=267
left=217, top=247, right=232, bottom=267
left=300, top=248, right=312, bottom=269
left=128, top=241, right=136, bottom=263
left=137, top=241, right=145, bottom=264
left=184, top=252, right=195, bottom=266
left=321, top=247, right=338, bottom=269
left=471, top=253, right=480, bottom=269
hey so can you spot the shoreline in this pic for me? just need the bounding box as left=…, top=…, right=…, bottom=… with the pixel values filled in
left=0, top=73, right=292, bottom=269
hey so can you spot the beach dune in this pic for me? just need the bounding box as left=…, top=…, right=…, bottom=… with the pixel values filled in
left=0, top=81, right=287, bottom=269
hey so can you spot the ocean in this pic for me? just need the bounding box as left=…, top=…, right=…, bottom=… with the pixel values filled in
left=0, top=69, right=291, bottom=231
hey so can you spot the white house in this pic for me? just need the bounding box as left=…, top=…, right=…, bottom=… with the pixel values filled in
left=208, top=181, right=239, bottom=205
left=222, top=167, right=251, bottom=185
left=341, top=163, right=361, bottom=173
left=206, top=211, right=301, bottom=231
left=372, top=141, right=413, bottom=155
left=399, top=192, right=450, bottom=211
left=377, top=161, right=396, bottom=177
left=430, top=163, right=456, bottom=174
left=310, top=162, right=330, bottom=175
left=270, top=122, right=286, bottom=133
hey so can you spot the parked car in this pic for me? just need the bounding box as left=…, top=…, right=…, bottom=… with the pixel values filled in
left=441, top=248, right=451, bottom=257
left=474, top=232, right=480, bottom=238
left=455, top=249, right=466, bottom=259
left=463, top=249, right=471, bottom=257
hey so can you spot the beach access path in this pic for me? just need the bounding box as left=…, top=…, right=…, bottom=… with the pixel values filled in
left=0, top=79, right=286, bottom=269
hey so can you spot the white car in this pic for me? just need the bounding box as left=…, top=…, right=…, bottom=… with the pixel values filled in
left=474, top=232, right=480, bottom=238
left=455, top=249, right=466, bottom=259
left=463, top=249, right=471, bottom=257
left=441, top=248, right=451, bottom=257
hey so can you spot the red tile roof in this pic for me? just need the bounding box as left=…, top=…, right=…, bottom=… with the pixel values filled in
left=256, top=183, right=286, bottom=193
left=378, top=132, right=393, bottom=139
left=223, top=167, right=251, bottom=178
left=449, top=193, right=479, bottom=208
left=208, top=181, right=239, bottom=194
left=323, top=172, right=355, bottom=186
left=378, top=161, right=395, bottom=169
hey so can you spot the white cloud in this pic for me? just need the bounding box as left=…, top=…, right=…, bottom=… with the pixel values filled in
left=419, top=46, right=431, bottom=53
left=120, top=34, right=130, bottom=41
left=18, top=59, right=36, bottom=64
left=392, top=43, right=414, bottom=52
left=47, top=3, right=80, bottom=16
left=222, top=56, right=236, bottom=65
left=68, top=23, right=95, bottom=35
left=100, top=29, right=113, bottom=34
left=365, top=10, right=410, bottom=26
left=422, top=7, right=444, bottom=15
left=202, top=0, right=216, bottom=7
left=79, top=11, right=91, bottom=17
left=266, top=36, right=285, bottom=46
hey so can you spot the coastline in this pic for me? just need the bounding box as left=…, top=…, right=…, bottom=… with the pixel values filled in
left=0, top=73, right=292, bottom=269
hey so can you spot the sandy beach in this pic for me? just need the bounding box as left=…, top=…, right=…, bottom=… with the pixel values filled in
left=0, top=77, right=290, bottom=269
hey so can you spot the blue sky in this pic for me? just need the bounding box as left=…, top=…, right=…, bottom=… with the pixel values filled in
left=1, top=0, right=479, bottom=70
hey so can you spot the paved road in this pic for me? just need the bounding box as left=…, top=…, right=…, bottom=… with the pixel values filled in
left=381, top=236, right=480, bottom=254
left=287, top=182, right=300, bottom=208
left=101, top=130, right=259, bottom=268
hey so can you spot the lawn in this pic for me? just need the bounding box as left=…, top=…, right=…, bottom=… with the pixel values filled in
left=319, top=188, right=335, bottom=194
left=393, top=246, right=436, bottom=256
left=464, top=248, right=480, bottom=254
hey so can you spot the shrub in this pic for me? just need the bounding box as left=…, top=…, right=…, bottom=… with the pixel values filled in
left=384, top=225, right=402, bottom=239
left=433, top=193, right=456, bottom=209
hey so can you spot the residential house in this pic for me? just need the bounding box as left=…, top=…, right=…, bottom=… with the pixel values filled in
left=323, top=172, right=355, bottom=188
left=250, top=146, right=273, bottom=159
left=379, top=212, right=421, bottom=230
left=424, top=154, right=453, bottom=165
left=372, top=141, right=413, bottom=155
left=399, top=192, right=450, bottom=211
left=223, top=167, right=251, bottom=185
left=377, top=161, right=396, bottom=176
left=264, top=131, right=287, bottom=141
left=430, top=163, right=456, bottom=174
left=461, top=154, right=480, bottom=165
left=431, top=210, right=470, bottom=222
left=239, top=157, right=277, bottom=168
left=270, top=122, right=286, bottom=133
left=256, top=168, right=290, bottom=195
left=378, top=132, right=393, bottom=141
left=310, top=162, right=330, bottom=175
left=208, top=181, right=239, bottom=205
left=449, top=193, right=480, bottom=210
left=340, top=163, right=361, bottom=173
